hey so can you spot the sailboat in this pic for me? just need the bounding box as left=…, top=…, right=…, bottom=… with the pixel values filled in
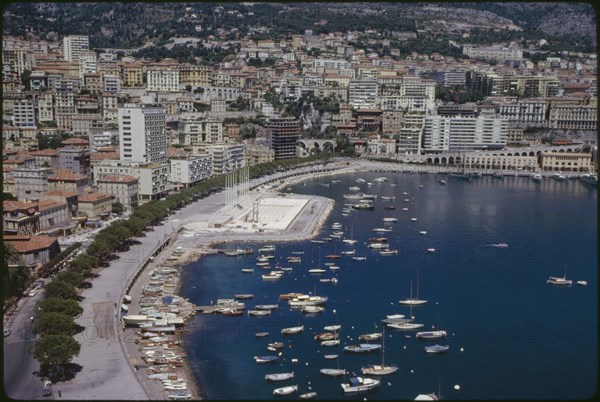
left=320, top=354, right=347, bottom=377
left=343, top=223, right=357, bottom=245
left=547, top=260, right=573, bottom=286
left=399, top=271, right=427, bottom=305
left=361, top=327, right=398, bottom=375
left=415, top=377, right=443, bottom=400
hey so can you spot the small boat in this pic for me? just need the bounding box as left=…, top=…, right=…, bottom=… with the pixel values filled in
left=384, top=206, right=396, bottom=210
left=234, top=294, right=254, bottom=299
left=279, top=292, right=304, bottom=300
left=324, top=324, right=341, bottom=331
left=380, top=249, right=399, bottom=256
left=310, top=239, right=326, bottom=244
left=268, top=342, right=285, bottom=349
left=419, top=231, right=427, bottom=235
left=301, top=305, right=324, bottom=313
left=255, top=304, right=278, bottom=310
left=341, top=250, right=355, bottom=255
left=551, top=173, right=567, bottom=181
left=411, top=218, right=418, bottom=222
left=341, top=377, right=380, bottom=394
left=265, top=372, right=294, bottom=382
left=368, top=243, right=388, bottom=249
left=255, top=332, right=269, bottom=337
left=254, top=355, right=279, bottom=363
left=577, top=280, right=588, bottom=286
left=166, top=390, right=192, bottom=400
left=424, top=344, right=449, bottom=354
left=426, top=248, right=435, bottom=253
left=321, top=339, right=341, bottom=346
left=358, top=332, right=382, bottom=341
left=343, top=343, right=382, bottom=353
left=383, top=217, right=398, bottom=222
left=320, top=368, right=347, bottom=377
left=241, top=268, right=254, bottom=273
left=325, top=254, right=341, bottom=259
left=369, top=237, right=388, bottom=243
left=315, top=332, right=339, bottom=341
left=387, top=321, right=424, bottom=330
left=324, top=354, right=338, bottom=359
left=381, top=195, right=395, bottom=200
left=281, top=325, right=304, bottom=335
left=273, top=385, right=298, bottom=396
left=299, top=391, right=317, bottom=399
left=531, top=173, right=542, bottom=183
left=308, top=268, right=327, bottom=274
left=439, top=180, right=447, bottom=185
left=372, top=227, right=392, bottom=232
left=352, top=256, right=367, bottom=261
left=262, top=272, right=282, bottom=280
left=248, top=310, right=271, bottom=316
left=416, top=331, right=447, bottom=340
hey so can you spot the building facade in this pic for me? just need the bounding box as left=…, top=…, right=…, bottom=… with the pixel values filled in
left=267, top=117, right=301, bottom=160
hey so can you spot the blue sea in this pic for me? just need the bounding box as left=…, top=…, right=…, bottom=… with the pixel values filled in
left=179, top=171, right=597, bottom=400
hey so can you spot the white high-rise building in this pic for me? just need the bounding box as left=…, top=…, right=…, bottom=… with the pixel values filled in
left=118, top=104, right=167, bottom=163
left=422, top=115, right=508, bottom=152
left=63, top=35, right=89, bottom=62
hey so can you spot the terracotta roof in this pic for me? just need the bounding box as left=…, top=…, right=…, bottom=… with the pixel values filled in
left=4, top=234, right=59, bottom=253
left=61, top=137, right=89, bottom=145
left=48, top=169, right=87, bottom=181
left=44, top=190, right=80, bottom=198
left=97, top=175, right=138, bottom=183
left=91, top=151, right=119, bottom=161
left=78, top=193, right=112, bottom=203
left=30, top=148, right=60, bottom=156
left=37, top=199, right=67, bottom=211
left=3, top=200, right=39, bottom=213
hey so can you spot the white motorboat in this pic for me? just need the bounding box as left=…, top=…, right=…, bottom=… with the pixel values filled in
left=324, top=354, right=338, bottom=359
left=424, top=344, right=449, bottom=354
left=416, top=330, right=447, bottom=340
left=265, top=372, right=294, bottom=382
left=341, top=377, right=380, bottom=394
left=281, top=325, right=304, bottom=335
left=577, top=280, right=588, bottom=286
left=321, top=339, right=341, bottom=346
left=343, top=343, right=382, bottom=353
left=320, top=368, right=347, bottom=377
left=324, top=324, right=341, bottom=331
left=299, top=391, right=317, bottom=399
left=273, top=385, right=298, bottom=396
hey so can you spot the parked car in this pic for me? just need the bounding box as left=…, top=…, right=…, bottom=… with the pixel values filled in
left=3, top=328, right=10, bottom=337
left=28, top=289, right=37, bottom=297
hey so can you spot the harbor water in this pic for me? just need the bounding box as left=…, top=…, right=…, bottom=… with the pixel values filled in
left=179, top=171, right=597, bottom=400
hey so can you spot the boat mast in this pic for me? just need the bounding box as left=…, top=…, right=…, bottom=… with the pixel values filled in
left=416, top=270, right=420, bottom=301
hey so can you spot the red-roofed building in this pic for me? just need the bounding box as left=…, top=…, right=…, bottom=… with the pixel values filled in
left=60, top=137, right=89, bottom=149
left=48, top=169, right=90, bottom=194
left=77, top=192, right=113, bottom=219
left=41, top=190, right=79, bottom=217
left=37, top=198, right=74, bottom=235
left=96, top=175, right=139, bottom=211
left=3, top=234, right=61, bottom=270
left=3, top=200, right=40, bottom=235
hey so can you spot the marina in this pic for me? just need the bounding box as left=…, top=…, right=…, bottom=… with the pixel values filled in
left=175, top=170, right=596, bottom=400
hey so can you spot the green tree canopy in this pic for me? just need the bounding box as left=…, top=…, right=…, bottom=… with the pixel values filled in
left=44, top=281, right=78, bottom=300
left=33, top=312, right=76, bottom=336
left=33, top=334, right=81, bottom=375
left=38, top=297, right=83, bottom=317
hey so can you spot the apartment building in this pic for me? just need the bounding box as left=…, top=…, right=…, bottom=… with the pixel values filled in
left=398, top=113, right=425, bottom=155
left=499, top=99, right=548, bottom=127
left=3, top=234, right=61, bottom=270
left=12, top=98, right=36, bottom=127
left=13, top=167, right=53, bottom=202
left=118, top=104, right=167, bottom=163
left=348, top=79, right=378, bottom=109
left=147, top=67, right=180, bottom=92
left=548, top=105, right=597, bottom=130
left=267, top=117, right=301, bottom=160
left=3, top=200, right=41, bottom=235
left=93, top=159, right=171, bottom=201
left=462, top=44, right=523, bottom=63
left=63, top=35, right=89, bottom=62
left=169, top=154, right=213, bottom=190
left=194, top=143, right=245, bottom=175
left=96, top=174, right=139, bottom=211
left=422, top=115, right=508, bottom=152
left=178, top=115, right=224, bottom=145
